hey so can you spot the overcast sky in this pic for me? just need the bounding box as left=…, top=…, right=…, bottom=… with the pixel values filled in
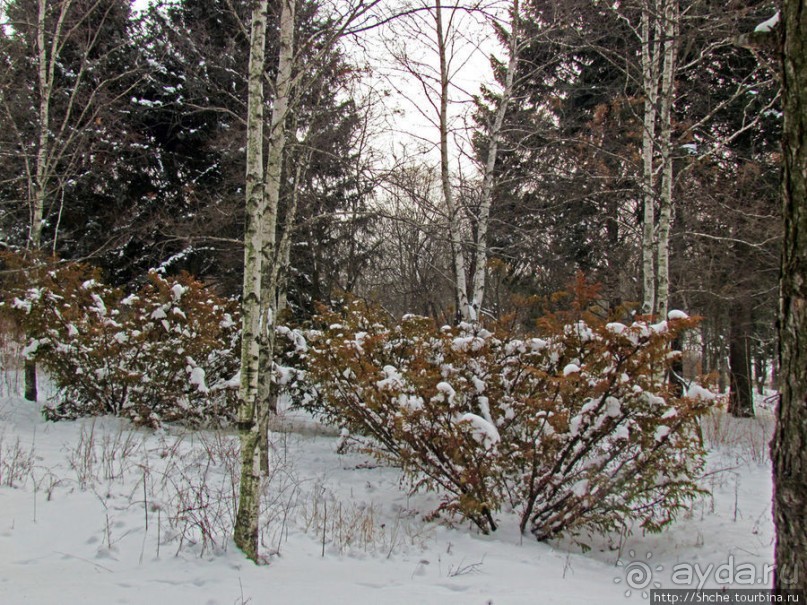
left=130, top=0, right=502, bottom=174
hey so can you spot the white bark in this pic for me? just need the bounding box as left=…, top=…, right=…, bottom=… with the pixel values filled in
left=26, top=0, right=122, bottom=402
left=256, top=0, right=296, bottom=458
left=234, top=0, right=269, bottom=563
left=435, top=0, right=471, bottom=322
left=470, top=0, right=520, bottom=319
left=655, top=0, right=678, bottom=319
left=234, top=0, right=377, bottom=561
left=25, top=0, right=140, bottom=252
left=640, top=1, right=661, bottom=316
left=32, top=0, right=53, bottom=250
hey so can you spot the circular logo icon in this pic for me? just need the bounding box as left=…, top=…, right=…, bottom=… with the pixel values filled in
left=614, top=550, right=664, bottom=598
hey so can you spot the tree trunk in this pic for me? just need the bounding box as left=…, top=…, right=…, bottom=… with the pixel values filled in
left=754, top=346, right=767, bottom=396
left=774, top=0, right=807, bottom=592
left=728, top=300, right=754, bottom=417
left=234, top=0, right=269, bottom=564
left=640, top=2, right=661, bottom=315
left=435, top=0, right=471, bottom=323
left=655, top=0, right=678, bottom=319
left=31, top=0, right=52, bottom=251
left=24, top=360, right=38, bottom=402
left=256, top=0, right=296, bottom=469
left=24, top=0, right=59, bottom=403
left=470, top=0, right=520, bottom=320
left=234, top=0, right=297, bottom=562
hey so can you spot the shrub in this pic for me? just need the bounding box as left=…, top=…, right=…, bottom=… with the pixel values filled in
left=296, top=281, right=710, bottom=541
left=1, top=254, right=240, bottom=426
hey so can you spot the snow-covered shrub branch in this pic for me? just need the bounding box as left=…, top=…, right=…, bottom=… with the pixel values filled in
left=1, top=254, right=240, bottom=426
left=297, top=283, right=711, bottom=540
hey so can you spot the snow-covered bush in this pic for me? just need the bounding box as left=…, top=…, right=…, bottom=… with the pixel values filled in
left=1, top=255, right=240, bottom=426
left=298, top=284, right=710, bottom=540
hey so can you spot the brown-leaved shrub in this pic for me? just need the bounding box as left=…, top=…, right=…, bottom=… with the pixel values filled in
left=1, top=253, right=240, bottom=426
left=296, top=281, right=710, bottom=541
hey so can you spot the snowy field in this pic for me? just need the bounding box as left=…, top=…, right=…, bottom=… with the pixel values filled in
left=0, top=372, right=776, bottom=605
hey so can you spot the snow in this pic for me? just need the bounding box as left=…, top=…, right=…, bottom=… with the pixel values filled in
left=688, top=382, right=718, bottom=401
left=662, top=407, right=678, bottom=420
left=435, top=381, right=456, bottom=402
left=451, top=335, right=485, bottom=352
left=171, top=284, right=186, bottom=302
left=215, top=370, right=241, bottom=391
left=11, top=297, right=32, bottom=313
left=376, top=365, right=405, bottom=391
left=754, top=11, right=780, bottom=33
left=605, top=322, right=627, bottom=335
left=91, top=294, right=107, bottom=316
left=0, top=376, right=777, bottom=605
left=188, top=364, right=209, bottom=395
left=397, top=393, right=424, bottom=411
left=667, top=310, right=689, bottom=320
left=650, top=320, right=668, bottom=334
left=604, top=396, right=621, bottom=418
left=612, top=424, right=630, bottom=441
left=219, top=313, right=236, bottom=330
left=21, top=339, right=40, bottom=358
left=457, top=412, right=500, bottom=448
left=571, top=479, right=589, bottom=498
left=563, top=363, right=580, bottom=376
left=654, top=425, right=671, bottom=442
left=569, top=414, right=583, bottom=436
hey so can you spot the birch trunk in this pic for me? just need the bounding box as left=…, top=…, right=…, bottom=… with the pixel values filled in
left=234, top=0, right=269, bottom=563
left=26, top=0, right=71, bottom=402
left=435, top=0, right=471, bottom=322
left=32, top=0, right=52, bottom=251
left=774, top=0, right=807, bottom=590
left=655, top=0, right=678, bottom=319
left=640, top=1, right=661, bottom=316
left=256, top=0, right=296, bottom=468
left=470, top=0, right=520, bottom=319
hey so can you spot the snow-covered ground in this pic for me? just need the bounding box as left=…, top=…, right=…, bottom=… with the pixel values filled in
left=0, top=373, right=776, bottom=604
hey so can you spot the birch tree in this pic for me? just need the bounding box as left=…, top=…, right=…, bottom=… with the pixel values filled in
left=0, top=0, right=142, bottom=400
left=233, top=0, right=269, bottom=562
left=232, top=0, right=382, bottom=562
left=635, top=0, right=678, bottom=317
left=433, top=0, right=472, bottom=321
left=653, top=0, right=678, bottom=319
left=255, top=0, right=295, bottom=462
left=470, top=0, right=520, bottom=318
left=384, top=0, right=520, bottom=323
left=639, top=1, right=661, bottom=315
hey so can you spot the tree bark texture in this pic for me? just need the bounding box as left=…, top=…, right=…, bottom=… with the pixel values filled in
left=774, top=0, right=807, bottom=592
left=435, top=0, right=471, bottom=323
left=655, top=0, right=678, bottom=320
left=234, top=0, right=269, bottom=564
left=640, top=2, right=660, bottom=315
left=470, top=0, right=520, bottom=320
left=25, top=0, right=73, bottom=402
left=257, top=0, right=296, bottom=470
left=24, top=360, right=38, bottom=402
left=728, top=300, right=755, bottom=417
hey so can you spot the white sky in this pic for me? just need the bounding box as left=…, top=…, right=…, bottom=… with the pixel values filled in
left=349, top=1, right=502, bottom=172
